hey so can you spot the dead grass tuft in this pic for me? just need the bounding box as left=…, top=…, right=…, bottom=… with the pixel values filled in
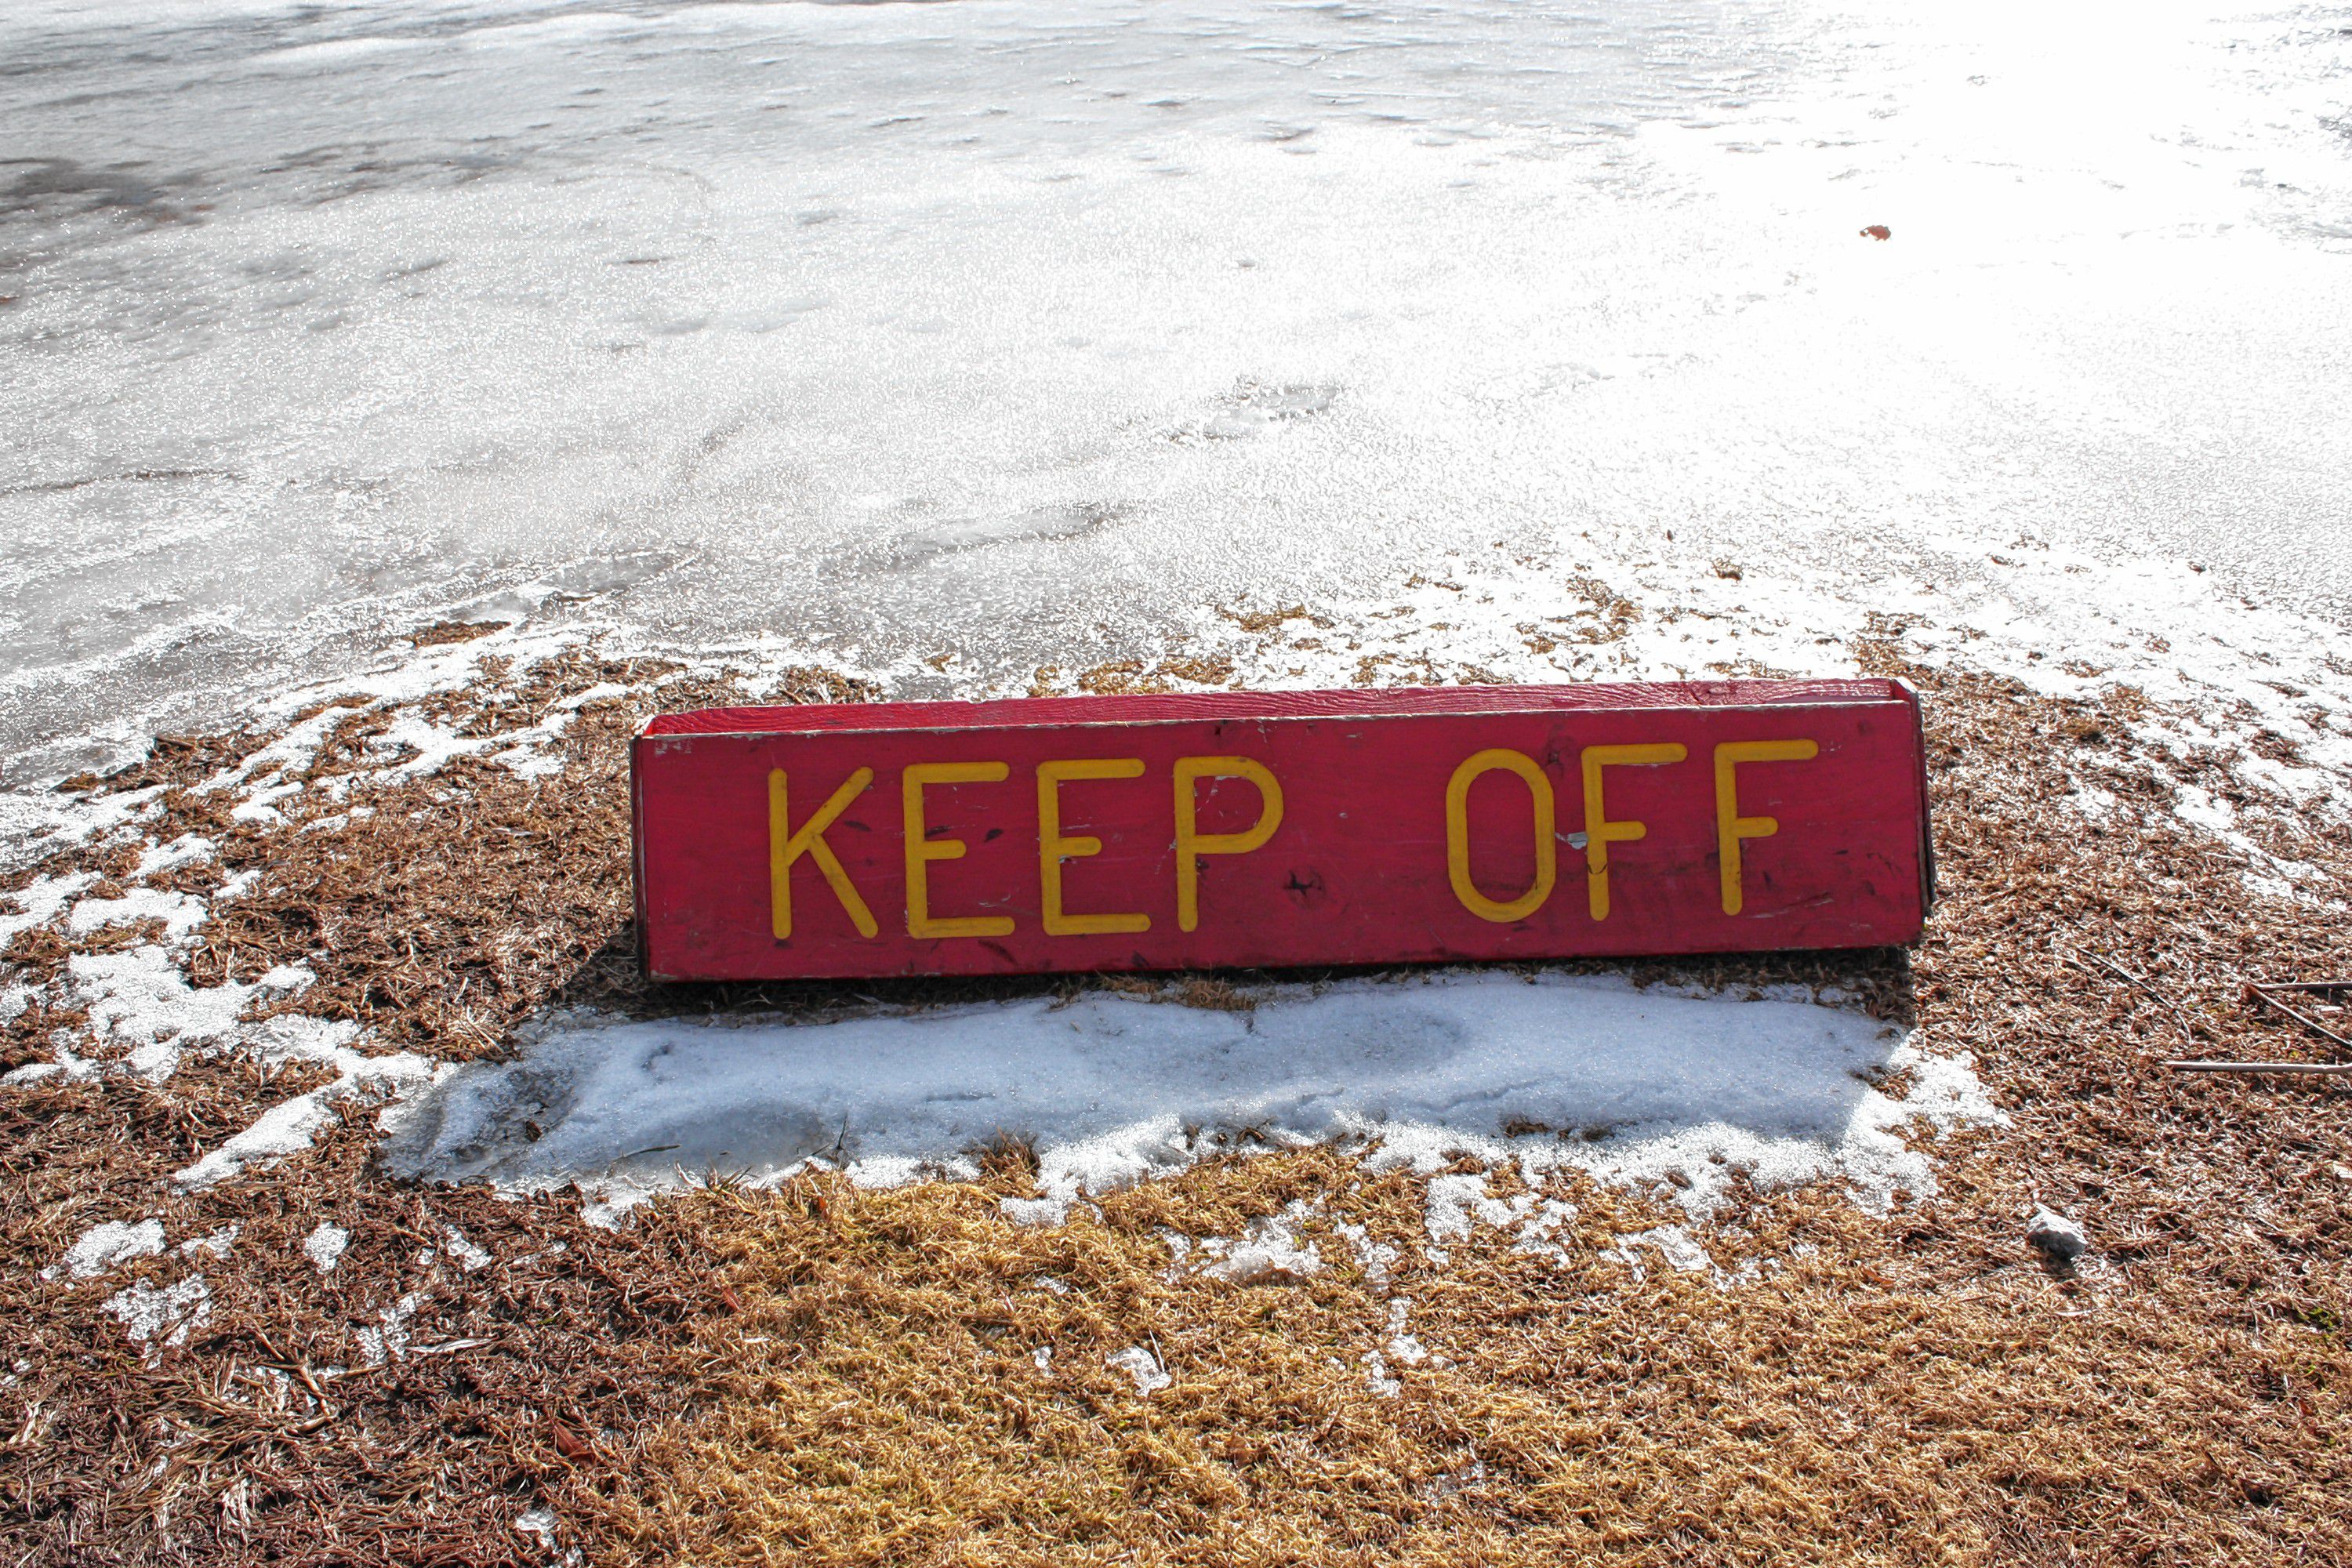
left=595, top=1151, right=2352, bottom=1566
left=409, top=619, right=510, bottom=647
left=1219, top=604, right=1327, bottom=637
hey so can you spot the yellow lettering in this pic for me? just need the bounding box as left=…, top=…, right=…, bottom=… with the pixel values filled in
left=1581, top=743, right=1687, bottom=920
left=1714, top=739, right=1819, bottom=915
left=1444, top=749, right=1556, bottom=923
left=1037, top=758, right=1150, bottom=937
left=1173, top=757, right=1283, bottom=933
left=903, top=761, right=1016, bottom=939
left=769, top=768, right=879, bottom=940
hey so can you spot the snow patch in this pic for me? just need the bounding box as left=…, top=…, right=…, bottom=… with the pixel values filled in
left=357, top=1292, right=425, bottom=1367
left=134, top=835, right=216, bottom=877
left=516, top=1505, right=559, bottom=1548
left=179, top=1224, right=240, bottom=1260
left=1106, top=1345, right=1171, bottom=1396
left=0, top=873, right=95, bottom=949
left=305, top=1221, right=350, bottom=1275
left=1196, top=1202, right=1327, bottom=1285
left=107, top=1274, right=211, bottom=1352
left=1423, top=1174, right=1584, bottom=1264
left=442, top=1227, right=493, bottom=1272
left=1385, top=1298, right=1432, bottom=1367
left=1611, top=1225, right=1715, bottom=1277
left=55, top=1218, right=165, bottom=1280
left=382, top=972, right=1998, bottom=1223
left=175, top=1027, right=437, bottom=1189
left=1335, top=1222, right=1399, bottom=1287
left=1426, top=1173, right=1534, bottom=1245
left=61, top=947, right=318, bottom=1080
left=67, top=887, right=209, bottom=946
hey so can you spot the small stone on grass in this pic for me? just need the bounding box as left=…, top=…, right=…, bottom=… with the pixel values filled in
left=2027, top=1206, right=2088, bottom=1261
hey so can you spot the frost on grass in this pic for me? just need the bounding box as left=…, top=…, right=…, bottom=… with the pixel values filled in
left=381, top=971, right=2000, bottom=1222
left=106, top=1275, right=211, bottom=1353
left=53, top=1218, right=165, bottom=1281
left=1196, top=1203, right=1327, bottom=1285
left=1106, top=1346, right=1171, bottom=1396
left=304, top=1222, right=350, bottom=1275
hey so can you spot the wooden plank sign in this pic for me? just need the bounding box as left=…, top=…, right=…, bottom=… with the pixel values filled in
left=631, top=679, right=1933, bottom=981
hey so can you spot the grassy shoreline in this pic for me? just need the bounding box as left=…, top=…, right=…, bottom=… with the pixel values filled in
left=4, top=640, right=2348, bottom=1565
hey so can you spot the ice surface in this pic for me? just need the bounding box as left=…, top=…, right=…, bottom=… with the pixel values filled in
left=3, top=0, right=2349, bottom=785
left=379, top=970, right=2000, bottom=1218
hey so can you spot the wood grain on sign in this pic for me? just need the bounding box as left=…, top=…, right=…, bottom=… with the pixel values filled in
left=631, top=680, right=1933, bottom=981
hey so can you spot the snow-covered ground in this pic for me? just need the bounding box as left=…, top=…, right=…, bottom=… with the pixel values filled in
left=4, top=0, right=2349, bottom=785
left=4, top=1, right=2348, bottom=1230
left=379, top=971, right=1999, bottom=1222
left=2, top=625, right=2002, bottom=1229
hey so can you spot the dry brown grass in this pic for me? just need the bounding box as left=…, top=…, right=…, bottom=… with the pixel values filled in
left=586, top=660, right=2352, bottom=1566
left=1218, top=605, right=1328, bottom=637
left=4, top=643, right=2350, bottom=1566
left=408, top=620, right=510, bottom=648
left=589, top=1154, right=2352, bottom=1566
left=0, top=1061, right=720, bottom=1566
left=1048, top=657, right=1243, bottom=697
left=2, top=652, right=869, bottom=1564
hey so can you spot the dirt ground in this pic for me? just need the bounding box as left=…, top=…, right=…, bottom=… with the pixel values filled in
left=3, top=638, right=2349, bottom=1566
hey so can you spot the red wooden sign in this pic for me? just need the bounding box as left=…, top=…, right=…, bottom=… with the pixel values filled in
left=631, top=679, right=1933, bottom=981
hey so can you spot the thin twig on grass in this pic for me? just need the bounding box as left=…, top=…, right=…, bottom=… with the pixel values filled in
left=2062, top=945, right=2199, bottom=1047
left=2243, top=981, right=2352, bottom=1054
left=2166, top=980, right=2352, bottom=1074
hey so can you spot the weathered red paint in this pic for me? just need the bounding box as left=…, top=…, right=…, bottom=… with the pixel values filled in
left=632, top=680, right=1933, bottom=981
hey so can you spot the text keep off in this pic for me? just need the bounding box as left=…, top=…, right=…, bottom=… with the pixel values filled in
left=631, top=680, right=1932, bottom=981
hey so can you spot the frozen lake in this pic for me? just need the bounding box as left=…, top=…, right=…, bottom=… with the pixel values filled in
left=3, top=0, right=2349, bottom=782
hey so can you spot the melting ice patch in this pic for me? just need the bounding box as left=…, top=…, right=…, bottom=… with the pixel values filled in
left=380, top=971, right=2002, bottom=1218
